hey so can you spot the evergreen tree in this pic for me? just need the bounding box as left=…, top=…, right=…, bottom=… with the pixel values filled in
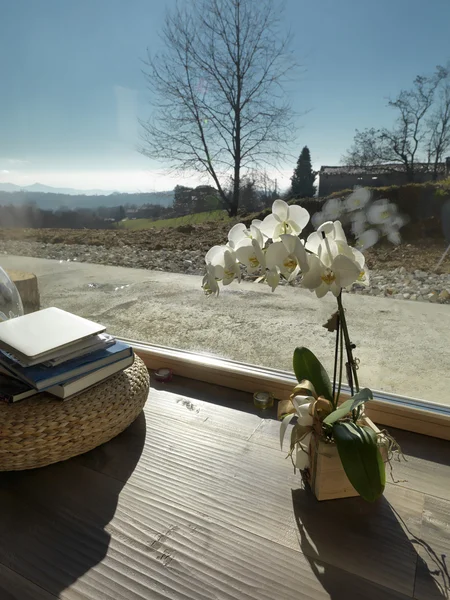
left=290, top=146, right=317, bottom=198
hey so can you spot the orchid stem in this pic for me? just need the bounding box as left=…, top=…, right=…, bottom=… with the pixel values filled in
left=335, top=319, right=344, bottom=407
left=332, top=313, right=340, bottom=407
left=336, top=292, right=360, bottom=395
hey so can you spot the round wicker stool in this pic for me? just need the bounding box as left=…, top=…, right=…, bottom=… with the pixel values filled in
left=0, top=356, right=149, bottom=471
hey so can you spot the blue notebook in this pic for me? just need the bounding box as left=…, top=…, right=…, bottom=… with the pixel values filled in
left=0, top=341, right=132, bottom=391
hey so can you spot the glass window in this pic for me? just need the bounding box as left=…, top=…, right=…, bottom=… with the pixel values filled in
left=1, top=0, right=449, bottom=409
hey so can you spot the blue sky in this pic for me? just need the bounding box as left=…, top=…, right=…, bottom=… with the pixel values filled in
left=1, top=0, right=449, bottom=192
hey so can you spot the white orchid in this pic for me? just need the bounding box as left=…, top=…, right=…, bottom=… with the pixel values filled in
left=381, top=223, right=401, bottom=245
left=306, top=220, right=352, bottom=265
left=205, top=245, right=241, bottom=285
left=311, top=211, right=327, bottom=229
left=227, top=221, right=266, bottom=274
left=227, top=221, right=265, bottom=249
left=201, top=187, right=398, bottom=298
left=352, top=248, right=370, bottom=286
left=201, top=264, right=220, bottom=296
left=301, top=252, right=361, bottom=298
left=265, top=234, right=309, bottom=286
left=345, top=187, right=371, bottom=212
left=366, top=198, right=397, bottom=225
left=355, top=228, right=380, bottom=251
left=266, top=267, right=281, bottom=292
left=322, top=197, right=343, bottom=220
left=365, top=199, right=406, bottom=245
left=259, top=199, right=309, bottom=241
left=235, top=238, right=266, bottom=274
left=350, top=210, right=367, bottom=236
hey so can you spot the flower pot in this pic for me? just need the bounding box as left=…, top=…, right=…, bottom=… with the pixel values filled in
left=307, top=417, right=388, bottom=501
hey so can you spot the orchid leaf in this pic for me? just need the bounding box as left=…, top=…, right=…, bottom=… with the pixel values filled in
left=323, top=388, right=373, bottom=425
left=293, top=347, right=333, bottom=402
left=333, top=421, right=385, bottom=502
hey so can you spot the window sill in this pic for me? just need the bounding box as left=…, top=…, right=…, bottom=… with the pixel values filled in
left=123, top=338, right=450, bottom=441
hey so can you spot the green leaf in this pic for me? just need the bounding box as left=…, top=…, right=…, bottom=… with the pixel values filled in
left=333, top=422, right=385, bottom=502
left=293, top=347, right=333, bottom=402
left=323, top=388, right=373, bottom=425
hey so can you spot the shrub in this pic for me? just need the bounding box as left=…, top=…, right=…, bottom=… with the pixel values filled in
left=288, top=181, right=450, bottom=241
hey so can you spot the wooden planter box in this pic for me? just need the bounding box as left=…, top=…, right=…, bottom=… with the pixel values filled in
left=307, top=417, right=388, bottom=501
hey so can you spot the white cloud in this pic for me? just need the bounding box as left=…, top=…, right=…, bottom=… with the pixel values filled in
left=0, top=170, right=9, bottom=174
left=0, top=169, right=204, bottom=192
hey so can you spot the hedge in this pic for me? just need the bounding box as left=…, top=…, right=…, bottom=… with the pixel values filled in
left=246, top=179, right=450, bottom=240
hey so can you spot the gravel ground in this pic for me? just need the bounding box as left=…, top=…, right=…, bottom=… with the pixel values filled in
left=1, top=239, right=449, bottom=304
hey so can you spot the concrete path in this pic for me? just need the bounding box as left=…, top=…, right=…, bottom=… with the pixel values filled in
left=1, top=254, right=449, bottom=405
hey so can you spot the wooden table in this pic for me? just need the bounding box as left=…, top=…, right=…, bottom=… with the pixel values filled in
left=0, top=376, right=449, bottom=599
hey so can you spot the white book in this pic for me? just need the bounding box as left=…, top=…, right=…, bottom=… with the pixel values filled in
left=46, top=355, right=134, bottom=399
left=0, top=307, right=106, bottom=364
left=42, top=333, right=115, bottom=367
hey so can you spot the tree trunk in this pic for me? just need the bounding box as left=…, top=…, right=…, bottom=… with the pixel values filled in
left=228, top=202, right=239, bottom=217
left=232, top=159, right=240, bottom=217
left=232, top=1, right=242, bottom=220
left=406, top=167, right=415, bottom=183
left=432, top=158, right=440, bottom=181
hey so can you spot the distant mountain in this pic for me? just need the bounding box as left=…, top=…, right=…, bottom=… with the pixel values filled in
left=0, top=183, right=22, bottom=193
left=0, top=182, right=113, bottom=195
left=0, top=185, right=174, bottom=210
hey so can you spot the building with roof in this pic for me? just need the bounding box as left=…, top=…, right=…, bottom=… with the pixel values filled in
left=318, top=158, right=450, bottom=197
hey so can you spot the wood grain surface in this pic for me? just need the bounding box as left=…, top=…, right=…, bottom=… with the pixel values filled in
left=0, top=374, right=448, bottom=599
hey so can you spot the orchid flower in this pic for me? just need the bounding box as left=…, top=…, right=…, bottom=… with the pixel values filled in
left=306, top=220, right=352, bottom=263
left=355, top=229, right=380, bottom=251
left=259, top=199, right=309, bottom=241
left=205, top=245, right=241, bottom=285
left=235, top=238, right=266, bottom=274
left=227, top=221, right=265, bottom=249
left=366, top=199, right=398, bottom=225
left=350, top=210, right=367, bottom=236
left=302, top=226, right=361, bottom=297
left=345, top=187, right=371, bottom=212
left=365, top=199, right=406, bottom=244
left=201, top=264, right=220, bottom=296
left=201, top=186, right=386, bottom=298
left=381, top=223, right=402, bottom=245
left=322, top=197, right=343, bottom=220
left=301, top=253, right=361, bottom=298
left=265, top=234, right=309, bottom=285
left=311, top=211, right=327, bottom=229
left=266, top=267, right=281, bottom=292
left=352, top=248, right=370, bottom=286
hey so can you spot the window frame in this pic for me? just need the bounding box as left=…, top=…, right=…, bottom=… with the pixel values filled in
left=125, top=338, right=450, bottom=441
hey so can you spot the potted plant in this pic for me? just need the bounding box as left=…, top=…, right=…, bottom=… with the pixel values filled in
left=202, top=188, right=402, bottom=502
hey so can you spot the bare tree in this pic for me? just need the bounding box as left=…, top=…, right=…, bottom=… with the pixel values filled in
left=140, top=0, right=296, bottom=216
left=427, top=80, right=450, bottom=179
left=343, top=66, right=448, bottom=182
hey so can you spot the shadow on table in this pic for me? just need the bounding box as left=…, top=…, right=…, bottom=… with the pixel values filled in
left=0, top=411, right=146, bottom=599
left=388, top=427, right=450, bottom=468
left=291, top=488, right=449, bottom=600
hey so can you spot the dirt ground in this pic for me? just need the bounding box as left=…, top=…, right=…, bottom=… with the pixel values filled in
left=0, top=220, right=448, bottom=274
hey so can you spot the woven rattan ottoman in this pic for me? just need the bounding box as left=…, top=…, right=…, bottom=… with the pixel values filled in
left=0, top=355, right=149, bottom=471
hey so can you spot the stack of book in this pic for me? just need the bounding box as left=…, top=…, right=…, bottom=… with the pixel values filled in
left=0, top=307, right=134, bottom=402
